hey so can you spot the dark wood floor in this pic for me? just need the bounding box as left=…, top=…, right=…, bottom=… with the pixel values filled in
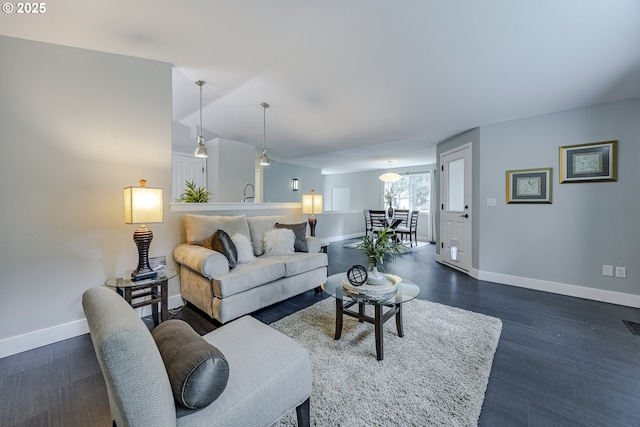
left=2, top=240, right=640, bottom=426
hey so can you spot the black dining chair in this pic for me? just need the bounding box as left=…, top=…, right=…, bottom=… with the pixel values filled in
left=368, top=210, right=388, bottom=235
left=396, top=210, right=419, bottom=246
left=363, top=209, right=374, bottom=237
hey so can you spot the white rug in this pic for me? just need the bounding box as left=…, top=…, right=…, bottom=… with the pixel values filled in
left=270, top=298, right=502, bottom=426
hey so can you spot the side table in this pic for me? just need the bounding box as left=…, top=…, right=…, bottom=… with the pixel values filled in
left=105, top=269, right=177, bottom=326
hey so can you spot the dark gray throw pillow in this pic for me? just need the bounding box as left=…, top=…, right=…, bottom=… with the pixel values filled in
left=211, top=229, right=238, bottom=269
left=275, top=222, right=308, bottom=252
left=152, top=319, right=230, bottom=409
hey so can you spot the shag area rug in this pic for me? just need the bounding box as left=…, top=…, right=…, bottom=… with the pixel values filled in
left=270, top=298, right=502, bottom=427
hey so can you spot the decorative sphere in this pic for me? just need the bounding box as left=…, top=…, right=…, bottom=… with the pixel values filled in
left=347, top=265, right=368, bottom=286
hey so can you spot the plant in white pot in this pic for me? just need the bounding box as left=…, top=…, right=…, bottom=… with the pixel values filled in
left=359, top=226, right=403, bottom=284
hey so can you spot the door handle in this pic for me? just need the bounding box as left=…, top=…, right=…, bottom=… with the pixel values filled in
left=460, top=214, right=469, bottom=218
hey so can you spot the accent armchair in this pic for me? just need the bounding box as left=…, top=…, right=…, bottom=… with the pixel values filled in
left=82, top=286, right=311, bottom=427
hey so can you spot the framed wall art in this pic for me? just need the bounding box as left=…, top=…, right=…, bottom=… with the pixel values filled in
left=506, top=168, right=552, bottom=204
left=559, top=140, right=617, bottom=183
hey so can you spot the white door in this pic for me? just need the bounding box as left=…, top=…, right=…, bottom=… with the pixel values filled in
left=172, top=153, right=206, bottom=201
left=440, top=143, right=472, bottom=272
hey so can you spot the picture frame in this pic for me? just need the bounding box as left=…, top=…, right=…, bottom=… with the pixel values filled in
left=506, top=168, right=552, bottom=204
left=559, top=140, right=617, bottom=183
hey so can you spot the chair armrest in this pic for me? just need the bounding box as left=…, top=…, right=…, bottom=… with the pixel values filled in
left=304, top=236, right=321, bottom=253
left=173, top=243, right=230, bottom=279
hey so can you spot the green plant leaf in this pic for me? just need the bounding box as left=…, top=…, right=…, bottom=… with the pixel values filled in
left=175, top=180, right=212, bottom=203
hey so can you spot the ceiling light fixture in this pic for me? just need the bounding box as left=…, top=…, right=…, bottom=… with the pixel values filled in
left=194, top=80, right=208, bottom=158
left=259, top=102, right=270, bottom=166
left=379, top=161, right=401, bottom=182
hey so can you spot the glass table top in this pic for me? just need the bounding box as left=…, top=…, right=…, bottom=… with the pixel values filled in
left=323, top=272, right=420, bottom=305
left=105, top=269, right=177, bottom=288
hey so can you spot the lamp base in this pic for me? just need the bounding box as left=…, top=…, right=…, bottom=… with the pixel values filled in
left=308, top=215, right=317, bottom=237
left=131, top=225, right=156, bottom=281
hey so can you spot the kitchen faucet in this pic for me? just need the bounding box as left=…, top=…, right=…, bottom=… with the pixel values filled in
left=243, top=182, right=255, bottom=202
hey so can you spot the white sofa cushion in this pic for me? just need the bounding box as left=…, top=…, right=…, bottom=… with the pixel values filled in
left=263, top=228, right=295, bottom=256
left=184, top=214, right=251, bottom=248
left=263, top=252, right=328, bottom=277
left=212, top=257, right=286, bottom=298
left=246, top=215, right=287, bottom=256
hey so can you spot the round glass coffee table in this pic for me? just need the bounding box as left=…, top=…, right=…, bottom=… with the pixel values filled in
left=323, top=272, right=420, bottom=360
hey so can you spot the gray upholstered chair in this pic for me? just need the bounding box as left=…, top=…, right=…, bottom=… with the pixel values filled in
left=82, top=286, right=311, bottom=427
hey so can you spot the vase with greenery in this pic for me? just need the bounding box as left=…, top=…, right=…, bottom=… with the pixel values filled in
left=359, top=226, right=403, bottom=284
left=175, top=180, right=212, bottom=203
left=384, top=185, right=396, bottom=217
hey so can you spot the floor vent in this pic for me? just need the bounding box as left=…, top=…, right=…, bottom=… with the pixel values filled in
left=622, top=320, right=640, bottom=335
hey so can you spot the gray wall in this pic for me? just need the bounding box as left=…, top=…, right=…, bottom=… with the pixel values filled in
left=478, top=98, right=639, bottom=296
left=207, top=138, right=255, bottom=202
left=0, top=36, right=180, bottom=355
left=263, top=160, right=323, bottom=203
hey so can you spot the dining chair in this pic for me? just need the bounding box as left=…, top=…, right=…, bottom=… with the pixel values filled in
left=363, top=209, right=374, bottom=237
left=394, top=210, right=410, bottom=227
left=368, top=210, right=388, bottom=235
left=396, top=210, right=419, bottom=246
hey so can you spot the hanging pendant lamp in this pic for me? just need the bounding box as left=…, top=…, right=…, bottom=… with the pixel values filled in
left=194, top=80, right=208, bottom=158
left=259, top=102, right=270, bottom=166
left=379, top=160, right=401, bottom=182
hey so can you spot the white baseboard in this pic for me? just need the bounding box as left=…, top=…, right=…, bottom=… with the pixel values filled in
left=434, top=255, right=640, bottom=308
left=0, top=294, right=185, bottom=359
left=477, top=270, right=640, bottom=308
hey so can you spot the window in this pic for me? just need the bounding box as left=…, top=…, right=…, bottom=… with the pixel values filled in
left=384, top=172, right=431, bottom=212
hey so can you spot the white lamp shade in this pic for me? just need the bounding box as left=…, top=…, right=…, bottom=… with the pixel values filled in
left=124, top=186, right=164, bottom=224
left=302, top=193, right=323, bottom=215
left=379, top=172, right=402, bottom=182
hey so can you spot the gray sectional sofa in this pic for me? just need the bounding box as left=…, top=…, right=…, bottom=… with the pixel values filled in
left=174, top=214, right=328, bottom=324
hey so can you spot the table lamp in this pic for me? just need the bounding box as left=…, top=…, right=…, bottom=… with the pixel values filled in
left=302, top=189, right=323, bottom=237
left=124, top=179, right=164, bottom=281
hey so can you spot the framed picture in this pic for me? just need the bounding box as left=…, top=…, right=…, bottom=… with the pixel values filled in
left=506, top=168, right=552, bottom=204
left=559, top=140, right=617, bottom=183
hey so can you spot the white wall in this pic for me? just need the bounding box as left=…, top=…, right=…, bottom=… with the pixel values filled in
left=0, top=36, right=181, bottom=357
left=477, top=98, right=640, bottom=302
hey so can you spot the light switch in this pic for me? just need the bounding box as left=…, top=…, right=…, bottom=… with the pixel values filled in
left=486, top=198, right=497, bottom=207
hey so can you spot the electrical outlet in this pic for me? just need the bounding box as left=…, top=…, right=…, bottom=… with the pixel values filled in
left=603, top=265, right=614, bottom=277
left=616, top=267, right=627, bottom=278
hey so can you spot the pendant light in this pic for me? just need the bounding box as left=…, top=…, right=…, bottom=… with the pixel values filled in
left=194, top=80, right=208, bottom=158
left=379, top=160, right=401, bottom=182
left=259, top=102, right=270, bottom=166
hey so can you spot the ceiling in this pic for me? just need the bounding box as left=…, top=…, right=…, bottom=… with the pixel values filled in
left=2, top=1, right=640, bottom=174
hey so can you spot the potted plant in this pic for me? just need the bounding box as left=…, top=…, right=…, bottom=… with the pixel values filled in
left=175, top=180, right=212, bottom=203
left=359, top=226, right=403, bottom=284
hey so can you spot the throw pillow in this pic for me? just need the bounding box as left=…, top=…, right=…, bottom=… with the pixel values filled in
left=263, top=228, right=296, bottom=256
left=152, top=319, right=229, bottom=409
left=231, top=233, right=255, bottom=263
left=275, top=222, right=308, bottom=252
left=246, top=215, right=288, bottom=256
left=211, top=229, right=237, bottom=269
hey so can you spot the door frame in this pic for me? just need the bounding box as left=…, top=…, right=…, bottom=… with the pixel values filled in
left=438, top=142, right=473, bottom=274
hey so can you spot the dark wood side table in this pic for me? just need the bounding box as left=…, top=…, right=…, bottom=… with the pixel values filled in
left=105, top=269, right=177, bottom=326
